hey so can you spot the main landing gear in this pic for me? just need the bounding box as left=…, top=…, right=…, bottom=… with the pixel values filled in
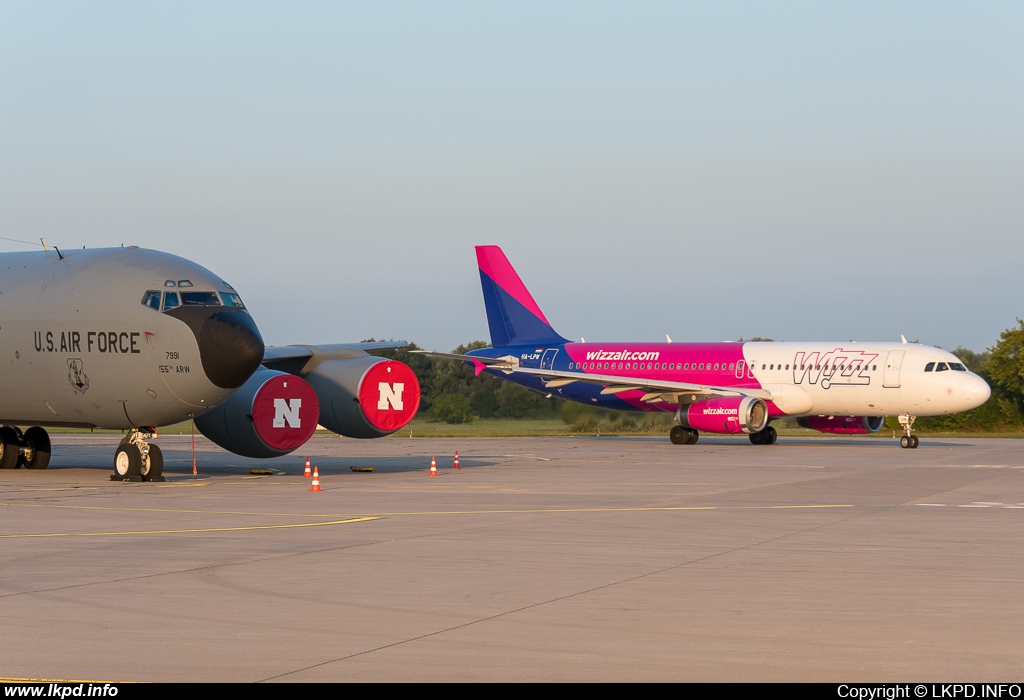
left=670, top=425, right=699, bottom=445
left=0, top=425, right=52, bottom=470
left=112, top=428, right=164, bottom=482
left=749, top=425, right=778, bottom=445
left=898, top=415, right=919, bottom=449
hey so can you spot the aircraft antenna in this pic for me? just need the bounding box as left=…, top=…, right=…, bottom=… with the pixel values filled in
left=39, top=237, right=47, bottom=251
left=54, top=246, right=64, bottom=260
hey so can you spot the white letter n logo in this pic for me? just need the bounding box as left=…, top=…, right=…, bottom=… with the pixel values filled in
left=378, top=382, right=404, bottom=410
left=273, top=398, right=301, bottom=428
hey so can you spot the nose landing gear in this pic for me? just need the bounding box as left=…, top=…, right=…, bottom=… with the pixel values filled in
left=898, top=415, right=919, bottom=449
left=112, top=428, right=164, bottom=481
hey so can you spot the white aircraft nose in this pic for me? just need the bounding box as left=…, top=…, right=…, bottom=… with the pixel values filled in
left=964, top=373, right=991, bottom=410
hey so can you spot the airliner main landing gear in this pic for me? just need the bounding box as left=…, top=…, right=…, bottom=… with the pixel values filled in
left=749, top=425, right=778, bottom=445
left=0, top=425, right=52, bottom=469
left=670, top=425, right=699, bottom=445
left=898, top=415, right=919, bottom=449
left=112, top=429, right=164, bottom=482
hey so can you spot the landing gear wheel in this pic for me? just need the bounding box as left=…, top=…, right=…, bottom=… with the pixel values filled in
left=750, top=426, right=778, bottom=445
left=686, top=429, right=699, bottom=445
left=23, top=427, right=51, bottom=470
left=0, top=427, right=19, bottom=469
left=113, top=444, right=143, bottom=481
left=900, top=435, right=911, bottom=448
left=670, top=426, right=688, bottom=445
left=141, top=444, right=164, bottom=482
left=909, top=435, right=919, bottom=449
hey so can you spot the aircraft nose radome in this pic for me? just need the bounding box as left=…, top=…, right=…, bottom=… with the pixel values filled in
left=965, top=374, right=992, bottom=410
left=197, top=310, right=266, bottom=389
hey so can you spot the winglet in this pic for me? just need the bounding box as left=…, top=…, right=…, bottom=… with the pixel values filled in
left=476, top=246, right=569, bottom=348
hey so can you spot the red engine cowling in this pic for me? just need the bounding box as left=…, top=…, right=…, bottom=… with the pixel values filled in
left=301, top=357, right=420, bottom=438
left=796, top=416, right=885, bottom=434
left=195, top=368, right=321, bottom=458
left=677, top=396, right=768, bottom=434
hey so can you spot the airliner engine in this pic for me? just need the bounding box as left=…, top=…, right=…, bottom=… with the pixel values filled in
left=796, top=416, right=885, bottom=434
left=195, top=357, right=421, bottom=458
left=676, top=396, right=768, bottom=435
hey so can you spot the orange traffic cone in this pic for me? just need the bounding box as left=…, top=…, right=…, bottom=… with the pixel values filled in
left=453, top=451, right=460, bottom=469
left=429, top=457, right=438, bottom=477
left=308, top=466, right=322, bottom=492
left=303, top=457, right=312, bottom=478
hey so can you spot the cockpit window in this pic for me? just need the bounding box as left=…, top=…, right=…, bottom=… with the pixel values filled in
left=178, top=280, right=193, bottom=288
left=164, top=280, right=176, bottom=288
left=180, top=291, right=221, bottom=306
left=950, top=362, right=967, bottom=371
left=220, top=292, right=246, bottom=309
left=162, top=291, right=180, bottom=311
left=141, top=290, right=161, bottom=310
left=935, top=362, right=949, bottom=372
left=924, top=362, right=935, bottom=372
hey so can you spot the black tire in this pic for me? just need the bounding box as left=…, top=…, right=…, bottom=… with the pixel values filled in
left=749, top=431, right=763, bottom=445
left=686, top=429, right=699, bottom=445
left=670, top=426, right=688, bottom=445
left=113, top=443, right=143, bottom=481
left=0, top=427, right=19, bottom=469
left=909, top=435, right=919, bottom=449
left=900, top=435, right=911, bottom=448
left=24, top=427, right=50, bottom=469
left=766, top=426, right=778, bottom=445
left=142, top=444, right=164, bottom=482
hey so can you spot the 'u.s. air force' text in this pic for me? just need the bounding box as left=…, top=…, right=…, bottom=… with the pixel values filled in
left=33, top=331, right=141, bottom=354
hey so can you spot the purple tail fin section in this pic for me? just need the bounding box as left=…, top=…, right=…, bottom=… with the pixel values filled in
left=476, top=246, right=568, bottom=348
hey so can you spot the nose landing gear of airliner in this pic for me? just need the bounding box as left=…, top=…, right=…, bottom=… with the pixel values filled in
left=898, top=415, right=919, bottom=448
left=670, top=425, right=699, bottom=445
left=112, top=428, right=165, bottom=482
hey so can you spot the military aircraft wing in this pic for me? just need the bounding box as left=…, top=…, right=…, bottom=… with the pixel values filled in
left=264, top=341, right=409, bottom=373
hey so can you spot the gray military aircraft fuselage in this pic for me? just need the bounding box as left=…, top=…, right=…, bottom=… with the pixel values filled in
left=0, top=246, right=264, bottom=477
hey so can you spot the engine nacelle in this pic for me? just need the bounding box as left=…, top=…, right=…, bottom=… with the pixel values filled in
left=796, top=415, right=885, bottom=434
left=302, top=357, right=420, bottom=438
left=195, top=368, right=321, bottom=458
left=676, top=396, right=768, bottom=435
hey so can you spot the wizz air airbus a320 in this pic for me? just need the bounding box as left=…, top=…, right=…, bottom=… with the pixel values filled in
left=0, top=246, right=420, bottom=480
left=421, top=246, right=991, bottom=448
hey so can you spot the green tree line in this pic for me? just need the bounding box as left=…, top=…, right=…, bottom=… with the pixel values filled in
left=371, top=320, right=1024, bottom=433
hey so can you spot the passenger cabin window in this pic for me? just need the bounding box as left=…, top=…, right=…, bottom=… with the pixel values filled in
left=162, top=292, right=180, bottom=311
left=925, top=362, right=935, bottom=372
left=935, top=362, right=949, bottom=372
left=141, top=290, right=161, bottom=310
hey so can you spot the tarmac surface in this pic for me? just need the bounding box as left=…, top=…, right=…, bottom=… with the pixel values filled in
left=1, top=433, right=1023, bottom=682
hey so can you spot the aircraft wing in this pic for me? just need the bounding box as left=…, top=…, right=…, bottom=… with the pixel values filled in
left=264, top=341, right=409, bottom=373
left=412, top=350, right=773, bottom=404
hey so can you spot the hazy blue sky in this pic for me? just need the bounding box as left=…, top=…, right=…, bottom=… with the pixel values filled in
left=2, top=2, right=1022, bottom=352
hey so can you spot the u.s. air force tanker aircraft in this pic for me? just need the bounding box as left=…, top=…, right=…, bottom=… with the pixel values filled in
left=0, top=246, right=420, bottom=480
left=420, top=246, right=990, bottom=448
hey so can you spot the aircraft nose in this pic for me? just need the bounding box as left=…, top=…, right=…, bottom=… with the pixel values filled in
left=167, top=307, right=266, bottom=389
left=964, top=373, right=992, bottom=410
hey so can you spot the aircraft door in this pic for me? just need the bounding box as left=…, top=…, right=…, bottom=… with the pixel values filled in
left=540, top=348, right=559, bottom=370
left=883, top=350, right=905, bottom=388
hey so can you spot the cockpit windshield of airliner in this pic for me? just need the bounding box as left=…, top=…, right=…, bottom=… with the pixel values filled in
left=416, top=246, right=991, bottom=449
left=0, top=246, right=421, bottom=480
